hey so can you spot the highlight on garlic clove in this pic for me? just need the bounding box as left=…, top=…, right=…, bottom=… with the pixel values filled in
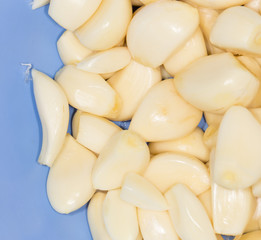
left=32, top=0, right=49, bottom=10
left=143, top=152, right=210, bottom=195
left=47, top=134, right=96, bottom=214
left=174, top=53, right=259, bottom=114
left=120, top=172, right=168, bottom=211
left=198, top=189, right=213, bottom=222
left=107, top=60, right=161, bottom=121
left=238, top=231, right=261, bottom=240
left=75, top=0, right=132, bottom=51
left=244, top=197, right=261, bottom=233
left=165, top=184, right=216, bottom=240
left=182, top=0, right=250, bottom=9
left=72, top=111, right=121, bottom=154
left=204, top=112, right=223, bottom=126
left=252, top=179, right=261, bottom=197
left=203, top=124, right=219, bottom=150
left=127, top=0, right=199, bottom=68
left=92, top=130, right=150, bottom=190
left=48, top=0, right=102, bottom=31
left=103, top=189, right=139, bottom=240
left=245, top=0, right=261, bottom=13
left=129, top=79, right=202, bottom=142
left=32, top=69, right=69, bottom=167
left=55, top=65, right=121, bottom=119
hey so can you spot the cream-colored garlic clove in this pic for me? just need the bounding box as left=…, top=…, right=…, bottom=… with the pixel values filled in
left=92, top=130, right=150, bottom=190
left=48, top=0, right=102, bottom=31
left=204, top=112, right=223, bottom=126
left=252, top=180, right=261, bottom=197
left=143, top=152, right=210, bottom=195
left=198, top=189, right=213, bottom=222
left=47, top=134, right=96, bottom=214
left=138, top=208, right=180, bottom=240
left=174, top=53, right=259, bottom=114
left=164, top=28, right=207, bottom=75
left=149, top=127, right=210, bottom=162
left=103, top=189, right=139, bottom=240
left=213, top=106, right=261, bottom=189
left=107, top=60, right=161, bottom=121
left=203, top=125, right=219, bottom=150
left=129, top=79, right=202, bottom=142
left=32, top=0, right=49, bottom=10
left=238, top=231, right=261, bottom=240
left=210, top=6, right=261, bottom=56
left=55, top=65, right=121, bottom=118
left=183, top=0, right=249, bottom=9
left=72, top=111, right=120, bottom=154
left=57, top=31, right=92, bottom=65
left=32, top=69, right=69, bottom=167
left=245, top=198, right=261, bottom=233
left=245, top=0, right=261, bottom=12
left=120, top=172, right=168, bottom=211
left=127, top=0, right=199, bottom=68
left=75, top=0, right=132, bottom=51
left=77, top=47, right=131, bottom=74
left=165, top=184, right=216, bottom=240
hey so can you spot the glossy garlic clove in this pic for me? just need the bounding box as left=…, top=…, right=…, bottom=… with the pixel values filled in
left=32, top=0, right=49, bottom=10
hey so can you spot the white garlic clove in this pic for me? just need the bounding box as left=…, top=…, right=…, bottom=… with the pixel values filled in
left=47, top=134, right=96, bottom=214
left=183, top=0, right=250, bottom=9
left=252, top=179, right=261, bottom=197
left=239, top=231, right=261, bottom=240
left=245, top=198, right=261, bottom=233
left=32, top=0, right=49, bottom=10
left=32, top=69, right=69, bottom=167
left=198, top=189, right=213, bottom=222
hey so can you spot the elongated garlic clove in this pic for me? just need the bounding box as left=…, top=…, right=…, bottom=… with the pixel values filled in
left=149, top=127, right=210, bottom=162
left=32, top=69, right=69, bottom=167
left=103, top=189, right=139, bottom=240
left=138, top=209, right=180, bottom=240
left=72, top=111, right=120, bottom=154
left=252, top=180, right=261, bottom=197
left=203, top=125, right=219, bottom=150
left=57, top=31, right=92, bottom=65
left=238, top=231, right=261, bottom=240
left=183, top=0, right=249, bottom=9
left=245, top=0, right=261, bottom=12
left=92, top=130, right=150, bottom=190
left=129, top=79, right=202, bottom=142
left=165, top=184, right=217, bottom=240
left=75, top=0, right=132, bottom=51
left=204, top=112, right=223, bottom=126
left=127, top=0, right=199, bottom=68
left=213, top=106, right=261, bottom=189
left=55, top=65, right=121, bottom=118
left=198, top=189, right=213, bottom=222
left=107, top=60, right=161, bottom=121
left=174, top=53, right=259, bottom=114
left=47, top=134, right=96, bottom=214
left=32, top=0, right=49, bottom=10
left=120, top=172, right=168, bottom=211
left=143, top=152, right=210, bottom=195
left=245, top=198, right=261, bottom=233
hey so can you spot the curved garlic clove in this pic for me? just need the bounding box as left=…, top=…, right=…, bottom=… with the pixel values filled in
left=127, top=0, right=199, bottom=68
left=72, top=111, right=120, bottom=154
left=204, top=112, right=223, bottom=126
left=55, top=65, right=121, bottom=118
left=245, top=198, right=261, bottom=233
left=57, top=31, right=92, bottom=65
left=138, top=208, right=180, bottom=240
left=210, top=6, right=261, bottom=56
left=143, top=152, right=210, bottom=195
left=129, top=79, right=202, bottom=142
left=92, top=130, right=150, bottom=190
left=183, top=0, right=249, bottom=9
left=75, top=0, right=132, bottom=51
left=47, top=134, right=96, bottom=214
left=164, top=28, right=207, bottom=75
left=48, top=0, right=102, bottom=31
left=107, top=60, right=161, bottom=121
left=245, top=0, right=261, bottom=12
left=203, top=125, right=219, bottom=150
left=32, top=0, right=49, bottom=10
left=149, top=127, right=210, bottom=162
left=32, top=69, right=69, bottom=167
left=103, top=189, right=139, bottom=240
left=252, top=180, right=261, bottom=197
left=239, top=231, right=261, bottom=240
left=198, top=189, right=213, bottom=222
left=120, top=172, right=168, bottom=211
left=174, top=53, right=259, bottom=114
left=165, top=184, right=216, bottom=240
left=213, top=106, right=261, bottom=189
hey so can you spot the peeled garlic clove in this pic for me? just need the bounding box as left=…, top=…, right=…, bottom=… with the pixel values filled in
left=129, top=79, right=202, bottom=142
left=198, top=189, right=213, bottom=222
left=55, top=65, right=121, bottom=118
left=92, top=130, right=150, bottom=190
left=174, top=53, right=259, bottom=114
left=204, top=112, right=223, bottom=126
left=127, top=0, right=199, bottom=68
left=149, top=127, right=209, bottom=162
left=75, top=0, right=132, bottom=51
left=245, top=198, right=261, bottom=233
left=210, top=7, right=261, bottom=56
left=72, top=111, right=120, bottom=154
left=120, top=172, right=168, bottom=211
left=183, top=0, right=249, bottom=9
left=213, top=106, right=261, bottom=189
left=252, top=180, right=261, bottom=197
left=138, top=209, right=180, bottom=240
left=32, top=69, right=69, bottom=167
left=107, top=60, right=161, bottom=121
left=239, top=231, right=261, bottom=240
left=203, top=125, right=219, bottom=150
left=103, top=189, right=139, bottom=240
left=48, top=0, right=102, bottom=31
left=245, top=0, right=261, bottom=12
left=57, top=31, right=92, bottom=65
left=164, top=28, right=207, bottom=75
left=143, top=152, right=210, bottom=195
left=47, top=134, right=96, bottom=214
left=165, top=184, right=216, bottom=240
left=32, top=0, right=49, bottom=10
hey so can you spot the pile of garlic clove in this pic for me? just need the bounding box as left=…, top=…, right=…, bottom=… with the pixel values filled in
left=31, top=0, right=261, bottom=239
